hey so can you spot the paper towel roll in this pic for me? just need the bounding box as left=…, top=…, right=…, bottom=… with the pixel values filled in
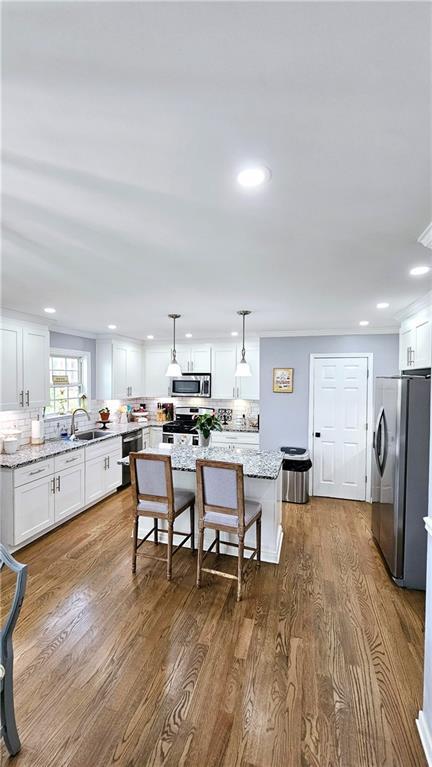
left=31, top=419, right=45, bottom=445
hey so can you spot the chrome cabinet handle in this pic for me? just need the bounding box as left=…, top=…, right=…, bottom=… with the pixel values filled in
left=56, top=475, right=61, bottom=492
left=107, top=455, right=110, bottom=469
left=19, top=390, right=24, bottom=407
left=25, top=390, right=30, bottom=406
left=411, top=348, right=415, bottom=366
left=65, top=456, right=78, bottom=463
left=51, top=478, right=55, bottom=493
left=104, top=457, right=107, bottom=470
left=29, top=467, right=44, bottom=476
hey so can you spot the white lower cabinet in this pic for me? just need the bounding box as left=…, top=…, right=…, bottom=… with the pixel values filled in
left=149, top=426, right=163, bottom=448
left=14, top=473, right=55, bottom=545
left=4, top=437, right=124, bottom=549
left=142, top=428, right=150, bottom=450
left=211, top=431, right=260, bottom=452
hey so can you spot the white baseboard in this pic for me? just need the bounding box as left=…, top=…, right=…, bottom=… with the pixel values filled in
left=417, top=711, right=432, bottom=766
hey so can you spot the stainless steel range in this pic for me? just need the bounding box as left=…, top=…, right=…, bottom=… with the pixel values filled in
left=162, top=406, right=214, bottom=446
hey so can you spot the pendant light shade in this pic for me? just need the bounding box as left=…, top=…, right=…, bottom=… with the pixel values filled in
left=165, top=314, right=182, bottom=377
left=235, top=310, right=252, bottom=377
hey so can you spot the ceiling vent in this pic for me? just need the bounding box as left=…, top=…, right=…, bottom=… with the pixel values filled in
left=418, top=223, right=432, bottom=250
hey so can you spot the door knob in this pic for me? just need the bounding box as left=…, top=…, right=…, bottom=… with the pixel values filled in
left=315, top=432, right=321, bottom=438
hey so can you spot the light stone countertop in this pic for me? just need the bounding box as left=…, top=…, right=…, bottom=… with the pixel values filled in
left=0, top=422, right=145, bottom=469
left=119, top=445, right=282, bottom=480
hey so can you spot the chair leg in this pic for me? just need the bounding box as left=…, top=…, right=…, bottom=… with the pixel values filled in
left=256, top=516, right=261, bottom=567
left=196, top=527, right=204, bottom=588
left=167, top=522, right=174, bottom=580
left=132, top=515, right=138, bottom=574
left=2, top=659, right=21, bottom=756
left=237, top=535, right=244, bottom=602
left=216, top=530, right=220, bottom=556
left=190, top=504, right=195, bottom=553
left=154, top=517, right=159, bottom=544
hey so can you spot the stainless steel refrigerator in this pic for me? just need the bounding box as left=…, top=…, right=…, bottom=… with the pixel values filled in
left=372, top=375, right=430, bottom=589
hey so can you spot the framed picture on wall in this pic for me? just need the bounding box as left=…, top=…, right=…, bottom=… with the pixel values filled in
left=273, top=367, right=294, bottom=393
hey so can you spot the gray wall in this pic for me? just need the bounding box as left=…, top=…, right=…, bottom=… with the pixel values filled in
left=260, top=334, right=399, bottom=450
left=50, top=331, right=96, bottom=398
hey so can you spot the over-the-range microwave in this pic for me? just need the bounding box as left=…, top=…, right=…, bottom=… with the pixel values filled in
left=169, top=373, right=211, bottom=398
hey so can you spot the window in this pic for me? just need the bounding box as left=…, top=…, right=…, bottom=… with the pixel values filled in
left=47, top=349, right=89, bottom=415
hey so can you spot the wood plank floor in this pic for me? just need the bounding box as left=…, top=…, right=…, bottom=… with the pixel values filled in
left=1, top=490, right=426, bottom=767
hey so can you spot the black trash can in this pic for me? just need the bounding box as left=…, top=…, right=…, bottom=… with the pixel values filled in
left=281, top=447, right=312, bottom=504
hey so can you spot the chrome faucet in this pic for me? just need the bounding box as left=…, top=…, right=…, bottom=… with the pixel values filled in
left=70, top=408, right=91, bottom=436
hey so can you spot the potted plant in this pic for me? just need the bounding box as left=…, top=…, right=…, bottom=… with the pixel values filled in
left=194, top=412, right=222, bottom=447
left=99, top=406, right=110, bottom=423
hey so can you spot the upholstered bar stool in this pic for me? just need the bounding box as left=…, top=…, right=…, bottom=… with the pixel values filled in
left=195, top=459, right=262, bottom=601
left=130, top=452, right=195, bottom=580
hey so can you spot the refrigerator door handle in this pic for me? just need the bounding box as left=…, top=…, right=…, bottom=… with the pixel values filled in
left=374, top=406, right=386, bottom=476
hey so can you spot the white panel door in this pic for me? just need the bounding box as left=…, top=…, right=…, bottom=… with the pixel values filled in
left=212, top=344, right=237, bottom=398
left=0, top=321, right=23, bottom=410
left=54, top=464, right=85, bottom=521
left=23, top=326, right=49, bottom=407
left=312, top=357, right=368, bottom=501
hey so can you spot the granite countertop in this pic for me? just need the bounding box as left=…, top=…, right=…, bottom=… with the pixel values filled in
left=221, top=425, right=259, bottom=433
left=0, top=422, right=145, bottom=469
left=119, top=445, right=282, bottom=480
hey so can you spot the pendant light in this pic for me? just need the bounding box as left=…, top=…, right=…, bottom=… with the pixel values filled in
left=235, top=310, right=252, bottom=377
left=165, top=314, right=182, bottom=377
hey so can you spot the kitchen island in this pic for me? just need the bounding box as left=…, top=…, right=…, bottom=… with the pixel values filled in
left=120, top=445, right=284, bottom=563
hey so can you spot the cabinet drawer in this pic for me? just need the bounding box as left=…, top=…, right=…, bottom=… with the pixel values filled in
left=54, top=449, right=84, bottom=473
left=85, top=436, right=121, bottom=461
left=14, top=458, right=55, bottom=488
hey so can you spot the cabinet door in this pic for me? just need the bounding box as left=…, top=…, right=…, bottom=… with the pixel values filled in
left=144, top=348, right=170, bottom=396
left=23, top=325, right=49, bottom=407
left=0, top=321, right=23, bottom=410
left=190, top=344, right=211, bottom=373
left=104, top=450, right=122, bottom=493
left=414, top=319, right=431, bottom=369
left=238, top=344, right=260, bottom=400
left=127, top=346, right=142, bottom=397
left=399, top=327, right=414, bottom=370
left=85, top=455, right=106, bottom=505
left=211, top=345, right=237, bottom=399
left=174, top=345, right=191, bottom=373
left=14, top=474, right=55, bottom=544
left=54, top=464, right=85, bottom=521
left=112, top=344, right=128, bottom=398
left=149, top=427, right=162, bottom=448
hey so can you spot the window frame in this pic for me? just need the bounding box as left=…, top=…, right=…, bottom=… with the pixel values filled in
left=47, top=347, right=91, bottom=418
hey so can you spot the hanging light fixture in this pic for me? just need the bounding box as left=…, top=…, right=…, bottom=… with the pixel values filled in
left=235, top=310, right=252, bottom=377
left=165, top=314, right=182, bottom=377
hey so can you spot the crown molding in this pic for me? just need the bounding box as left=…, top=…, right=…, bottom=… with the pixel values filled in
left=393, top=290, right=432, bottom=322
left=418, top=222, right=432, bottom=250
left=258, top=327, right=398, bottom=338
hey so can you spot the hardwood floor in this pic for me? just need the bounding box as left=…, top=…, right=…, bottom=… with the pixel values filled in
left=0, top=490, right=426, bottom=766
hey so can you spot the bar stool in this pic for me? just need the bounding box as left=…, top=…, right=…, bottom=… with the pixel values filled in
left=130, top=452, right=195, bottom=580
left=195, top=459, right=262, bottom=601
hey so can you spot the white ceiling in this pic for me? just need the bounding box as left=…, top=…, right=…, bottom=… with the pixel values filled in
left=2, top=1, right=431, bottom=341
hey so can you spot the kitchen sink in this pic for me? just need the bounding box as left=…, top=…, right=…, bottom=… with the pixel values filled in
left=73, top=430, right=109, bottom=441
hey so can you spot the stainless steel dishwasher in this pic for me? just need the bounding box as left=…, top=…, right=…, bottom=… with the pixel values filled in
left=121, top=430, right=143, bottom=487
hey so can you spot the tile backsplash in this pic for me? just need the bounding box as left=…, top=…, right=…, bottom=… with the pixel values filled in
left=0, top=397, right=259, bottom=444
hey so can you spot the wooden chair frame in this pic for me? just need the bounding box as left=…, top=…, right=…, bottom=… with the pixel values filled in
left=1, top=544, right=28, bottom=756
left=130, top=452, right=195, bottom=580
left=195, top=459, right=261, bottom=602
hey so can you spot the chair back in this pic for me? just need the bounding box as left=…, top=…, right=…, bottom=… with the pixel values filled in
left=130, top=453, right=174, bottom=516
left=196, top=459, right=245, bottom=529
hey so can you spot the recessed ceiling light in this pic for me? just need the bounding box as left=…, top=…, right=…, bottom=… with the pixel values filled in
left=185, top=333, right=192, bottom=338
left=44, top=307, right=56, bottom=314
left=410, top=265, right=430, bottom=276
left=147, top=334, right=154, bottom=340
left=237, top=165, right=271, bottom=188
left=231, top=331, right=239, bottom=337
left=107, top=324, right=117, bottom=330
left=377, top=302, right=389, bottom=309
left=359, top=320, right=369, bottom=326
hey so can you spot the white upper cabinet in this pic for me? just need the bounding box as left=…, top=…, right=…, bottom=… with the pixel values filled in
left=144, top=346, right=170, bottom=397
left=211, top=344, right=238, bottom=398
left=237, top=343, right=260, bottom=400
left=175, top=343, right=211, bottom=373
left=96, top=338, right=143, bottom=399
left=399, top=300, right=431, bottom=371
left=0, top=318, right=49, bottom=410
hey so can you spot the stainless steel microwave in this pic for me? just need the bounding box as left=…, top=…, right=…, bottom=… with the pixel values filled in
left=169, top=373, right=211, bottom=398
